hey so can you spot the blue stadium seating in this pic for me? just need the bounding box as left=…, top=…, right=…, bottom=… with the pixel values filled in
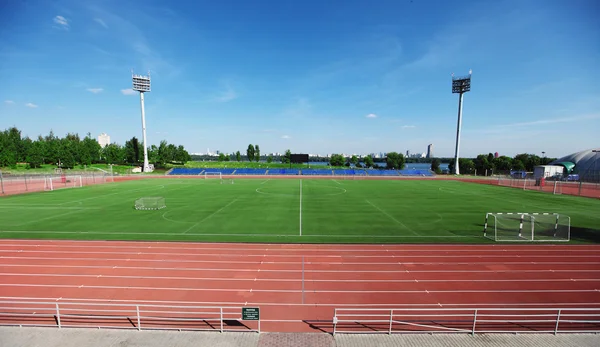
left=301, top=169, right=333, bottom=175
left=267, top=169, right=299, bottom=175
left=203, top=168, right=236, bottom=175
left=233, top=168, right=268, bottom=175
left=366, top=169, right=400, bottom=176
left=399, top=169, right=434, bottom=176
left=168, top=168, right=203, bottom=175
left=332, top=169, right=367, bottom=176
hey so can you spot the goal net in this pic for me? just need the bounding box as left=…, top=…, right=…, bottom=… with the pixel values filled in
left=44, top=175, right=83, bottom=191
left=484, top=213, right=570, bottom=242
left=204, top=172, right=222, bottom=179
left=135, top=197, right=166, bottom=210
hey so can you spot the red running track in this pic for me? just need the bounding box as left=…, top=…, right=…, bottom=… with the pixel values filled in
left=0, top=239, right=599, bottom=332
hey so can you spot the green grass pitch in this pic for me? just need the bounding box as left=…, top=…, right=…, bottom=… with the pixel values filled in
left=0, top=178, right=599, bottom=243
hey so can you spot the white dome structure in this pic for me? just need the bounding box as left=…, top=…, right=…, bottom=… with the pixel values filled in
left=550, top=148, right=600, bottom=182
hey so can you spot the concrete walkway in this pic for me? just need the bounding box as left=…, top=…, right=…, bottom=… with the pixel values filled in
left=1, top=327, right=599, bottom=347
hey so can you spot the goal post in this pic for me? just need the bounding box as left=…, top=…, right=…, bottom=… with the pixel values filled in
left=204, top=172, right=222, bottom=180
left=484, top=213, right=570, bottom=242
left=44, top=175, right=82, bottom=191
left=135, top=197, right=166, bottom=210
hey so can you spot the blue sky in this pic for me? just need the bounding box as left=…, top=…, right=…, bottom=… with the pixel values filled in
left=1, top=0, right=599, bottom=158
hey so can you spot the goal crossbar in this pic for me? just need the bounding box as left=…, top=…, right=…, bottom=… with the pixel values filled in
left=484, top=213, right=570, bottom=242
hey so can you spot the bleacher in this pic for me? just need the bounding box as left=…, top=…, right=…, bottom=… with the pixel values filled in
left=399, top=169, right=434, bottom=176
left=301, top=169, right=333, bottom=176
left=233, top=168, right=268, bottom=175
left=168, top=168, right=204, bottom=175
left=267, top=169, right=299, bottom=175
left=365, top=169, right=399, bottom=176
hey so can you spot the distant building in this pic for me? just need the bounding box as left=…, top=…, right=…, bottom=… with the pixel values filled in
left=406, top=150, right=410, bottom=157
left=495, top=152, right=499, bottom=158
left=97, top=133, right=110, bottom=148
left=426, top=144, right=434, bottom=158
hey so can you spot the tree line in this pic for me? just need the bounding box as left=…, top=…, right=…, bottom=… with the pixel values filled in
left=0, top=127, right=191, bottom=169
left=448, top=153, right=557, bottom=175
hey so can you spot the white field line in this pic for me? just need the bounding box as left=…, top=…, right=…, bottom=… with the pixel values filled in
left=0, top=206, right=100, bottom=210
left=0, top=283, right=596, bottom=294
left=0, top=230, right=473, bottom=238
left=14, top=209, right=92, bottom=227
left=1, top=273, right=599, bottom=284
left=2, top=249, right=599, bottom=259
left=0, top=241, right=597, bottom=254
left=332, top=179, right=343, bottom=185
left=365, top=200, right=418, bottom=235
left=182, top=198, right=239, bottom=234
left=259, top=179, right=270, bottom=185
left=3, top=263, right=600, bottom=273
left=299, top=179, right=302, bottom=236
left=3, top=295, right=600, bottom=308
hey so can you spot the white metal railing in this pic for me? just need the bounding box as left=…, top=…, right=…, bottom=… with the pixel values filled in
left=332, top=307, right=600, bottom=335
left=0, top=300, right=260, bottom=333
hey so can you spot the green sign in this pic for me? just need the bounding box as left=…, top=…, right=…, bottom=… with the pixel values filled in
left=242, top=307, right=260, bottom=320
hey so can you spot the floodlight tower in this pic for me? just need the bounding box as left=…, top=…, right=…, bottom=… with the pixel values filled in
left=451, top=69, right=472, bottom=175
left=132, top=71, right=152, bottom=172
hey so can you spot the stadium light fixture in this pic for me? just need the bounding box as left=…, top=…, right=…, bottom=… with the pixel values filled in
left=132, top=71, right=152, bottom=172
left=451, top=69, right=472, bottom=175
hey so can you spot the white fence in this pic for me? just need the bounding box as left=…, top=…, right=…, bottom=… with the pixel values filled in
left=0, top=300, right=260, bottom=333
left=332, top=307, right=600, bottom=335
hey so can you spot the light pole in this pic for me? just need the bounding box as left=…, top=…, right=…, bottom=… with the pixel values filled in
left=132, top=71, right=152, bottom=172
left=451, top=69, right=472, bottom=175
left=542, top=151, right=546, bottom=165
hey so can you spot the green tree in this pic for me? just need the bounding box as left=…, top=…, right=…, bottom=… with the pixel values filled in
left=25, top=139, right=43, bottom=168
left=254, top=144, right=260, bottom=162
left=386, top=152, right=405, bottom=169
left=448, top=158, right=475, bottom=175
left=267, top=154, right=273, bottom=163
left=363, top=155, right=374, bottom=168
left=350, top=155, right=359, bottom=166
left=329, top=154, right=345, bottom=166
left=236, top=151, right=241, bottom=162
left=281, top=149, right=291, bottom=164
left=218, top=153, right=226, bottom=162
left=430, top=158, right=441, bottom=174
left=246, top=144, right=255, bottom=162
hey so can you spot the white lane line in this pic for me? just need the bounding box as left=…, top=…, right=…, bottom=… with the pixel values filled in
left=0, top=283, right=596, bottom=294
left=3, top=263, right=600, bottom=274
left=1, top=273, right=598, bottom=283
left=3, top=296, right=600, bottom=308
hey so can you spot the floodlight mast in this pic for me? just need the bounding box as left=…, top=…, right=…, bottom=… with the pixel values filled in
left=132, top=71, right=152, bottom=172
left=451, top=69, right=472, bottom=175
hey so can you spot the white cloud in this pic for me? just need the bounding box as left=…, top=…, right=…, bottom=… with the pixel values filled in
left=94, top=18, right=108, bottom=28
left=366, top=113, right=377, bottom=118
left=281, top=135, right=291, bottom=139
left=53, top=15, right=69, bottom=29
left=25, top=103, right=38, bottom=108
left=87, top=88, right=103, bottom=94
left=4, top=100, right=14, bottom=105
left=215, top=84, right=237, bottom=102
left=402, top=125, right=416, bottom=129
left=121, top=88, right=136, bottom=95
left=499, top=114, right=600, bottom=128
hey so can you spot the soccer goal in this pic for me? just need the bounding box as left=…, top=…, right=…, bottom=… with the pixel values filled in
left=135, top=197, right=166, bottom=210
left=484, top=213, right=570, bottom=242
left=44, top=175, right=83, bottom=191
left=204, top=172, right=222, bottom=180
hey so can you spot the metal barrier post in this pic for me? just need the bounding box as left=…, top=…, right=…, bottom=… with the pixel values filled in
left=0, top=171, right=4, bottom=194
left=388, top=309, right=394, bottom=334
left=24, top=175, right=28, bottom=191
left=258, top=315, right=261, bottom=333
left=220, top=307, right=223, bottom=333
left=472, top=309, right=478, bottom=336
left=55, top=303, right=61, bottom=328
left=554, top=309, right=561, bottom=335
left=136, top=305, right=141, bottom=331
left=333, top=312, right=337, bottom=335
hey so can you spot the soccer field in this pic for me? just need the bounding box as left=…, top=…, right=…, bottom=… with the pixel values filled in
left=0, top=178, right=599, bottom=243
